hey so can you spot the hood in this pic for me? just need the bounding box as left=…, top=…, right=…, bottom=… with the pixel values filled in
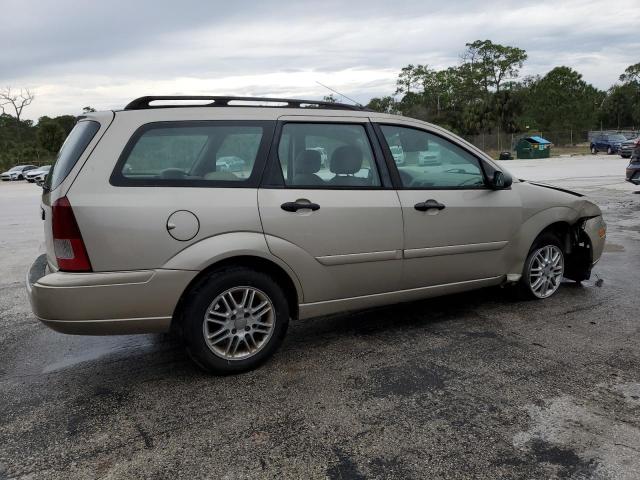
left=521, top=180, right=584, bottom=197
left=518, top=180, right=602, bottom=218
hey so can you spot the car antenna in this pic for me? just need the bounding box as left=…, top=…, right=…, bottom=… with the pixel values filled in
left=315, top=81, right=363, bottom=107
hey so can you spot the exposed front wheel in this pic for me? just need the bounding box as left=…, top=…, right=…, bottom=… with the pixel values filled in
left=182, top=267, right=290, bottom=374
left=520, top=233, right=565, bottom=299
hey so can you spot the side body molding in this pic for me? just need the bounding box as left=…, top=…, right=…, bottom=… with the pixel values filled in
left=404, top=241, right=508, bottom=259
left=263, top=234, right=403, bottom=304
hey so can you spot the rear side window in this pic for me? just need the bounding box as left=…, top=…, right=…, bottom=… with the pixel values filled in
left=111, top=121, right=272, bottom=186
left=45, top=121, right=100, bottom=190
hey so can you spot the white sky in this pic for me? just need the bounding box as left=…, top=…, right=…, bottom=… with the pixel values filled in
left=2, top=0, right=639, bottom=121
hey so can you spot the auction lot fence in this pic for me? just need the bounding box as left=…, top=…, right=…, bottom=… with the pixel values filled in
left=464, top=128, right=639, bottom=153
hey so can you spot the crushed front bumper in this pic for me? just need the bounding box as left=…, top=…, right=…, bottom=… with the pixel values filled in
left=583, top=216, right=606, bottom=265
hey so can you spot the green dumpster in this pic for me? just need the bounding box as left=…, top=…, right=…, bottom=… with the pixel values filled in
left=516, top=136, right=552, bottom=159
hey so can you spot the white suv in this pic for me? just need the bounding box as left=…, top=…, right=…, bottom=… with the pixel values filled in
left=27, top=96, right=606, bottom=374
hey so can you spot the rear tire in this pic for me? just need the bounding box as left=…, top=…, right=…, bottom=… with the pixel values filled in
left=590, top=145, right=597, bottom=154
left=182, top=267, right=290, bottom=374
left=607, top=146, right=612, bottom=155
left=518, top=233, right=565, bottom=300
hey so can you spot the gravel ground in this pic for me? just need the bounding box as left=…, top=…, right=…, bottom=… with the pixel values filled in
left=1, top=155, right=639, bottom=479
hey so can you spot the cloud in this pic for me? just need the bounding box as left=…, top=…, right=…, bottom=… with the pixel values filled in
left=2, top=0, right=638, bottom=120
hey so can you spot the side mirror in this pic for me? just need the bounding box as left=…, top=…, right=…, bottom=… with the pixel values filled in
left=490, top=170, right=512, bottom=190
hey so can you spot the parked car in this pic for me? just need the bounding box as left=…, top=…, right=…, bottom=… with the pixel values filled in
left=34, top=168, right=52, bottom=187
left=35, top=176, right=49, bottom=187
left=625, top=139, right=640, bottom=185
left=1, top=165, right=37, bottom=181
left=25, top=165, right=51, bottom=183
left=27, top=96, right=606, bottom=374
left=390, top=145, right=405, bottom=165
left=215, top=156, right=246, bottom=173
left=620, top=137, right=640, bottom=159
left=590, top=133, right=627, bottom=155
left=417, top=144, right=442, bottom=166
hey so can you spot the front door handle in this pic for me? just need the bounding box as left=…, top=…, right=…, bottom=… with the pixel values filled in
left=414, top=199, right=446, bottom=211
left=281, top=201, right=321, bottom=212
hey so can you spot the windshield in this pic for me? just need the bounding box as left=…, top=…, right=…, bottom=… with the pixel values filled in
left=8, top=166, right=22, bottom=172
left=610, top=135, right=627, bottom=142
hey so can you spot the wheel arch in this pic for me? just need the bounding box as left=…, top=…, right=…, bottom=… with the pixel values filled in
left=163, top=232, right=303, bottom=332
left=535, top=221, right=572, bottom=250
left=506, top=207, right=592, bottom=281
left=528, top=219, right=594, bottom=282
left=171, top=254, right=302, bottom=334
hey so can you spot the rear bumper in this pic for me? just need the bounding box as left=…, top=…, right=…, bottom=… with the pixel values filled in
left=26, top=254, right=197, bottom=335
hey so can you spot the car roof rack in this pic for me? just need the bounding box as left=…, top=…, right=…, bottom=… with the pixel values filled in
left=124, top=95, right=369, bottom=111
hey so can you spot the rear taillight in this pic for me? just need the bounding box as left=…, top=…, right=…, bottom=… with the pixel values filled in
left=52, top=196, right=92, bottom=272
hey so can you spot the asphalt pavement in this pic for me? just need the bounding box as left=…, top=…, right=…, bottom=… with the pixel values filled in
left=1, top=155, right=639, bottom=479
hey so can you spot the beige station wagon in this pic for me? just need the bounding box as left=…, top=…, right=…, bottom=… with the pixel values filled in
left=27, top=96, right=607, bottom=374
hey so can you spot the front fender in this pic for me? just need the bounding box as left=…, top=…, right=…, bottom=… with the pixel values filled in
left=505, top=206, right=580, bottom=276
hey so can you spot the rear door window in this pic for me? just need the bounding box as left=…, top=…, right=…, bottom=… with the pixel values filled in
left=45, top=120, right=100, bottom=190
left=275, top=123, right=381, bottom=188
left=111, top=121, right=273, bottom=186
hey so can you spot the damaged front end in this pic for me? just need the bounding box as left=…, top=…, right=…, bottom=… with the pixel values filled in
left=564, top=215, right=606, bottom=282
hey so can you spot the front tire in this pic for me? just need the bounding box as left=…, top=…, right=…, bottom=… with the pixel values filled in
left=182, top=267, right=290, bottom=374
left=519, top=233, right=565, bottom=300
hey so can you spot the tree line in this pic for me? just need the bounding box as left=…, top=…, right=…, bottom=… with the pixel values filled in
left=0, top=86, right=95, bottom=169
left=367, top=40, right=640, bottom=139
left=1, top=41, right=639, bottom=170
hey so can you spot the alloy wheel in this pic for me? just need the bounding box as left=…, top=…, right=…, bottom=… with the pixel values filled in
left=203, top=286, right=275, bottom=360
left=528, top=245, right=564, bottom=299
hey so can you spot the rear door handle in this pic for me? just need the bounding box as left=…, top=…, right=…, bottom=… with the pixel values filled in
left=414, top=199, right=446, bottom=211
left=281, top=201, right=320, bottom=212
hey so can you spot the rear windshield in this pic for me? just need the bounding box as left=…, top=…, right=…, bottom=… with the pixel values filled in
left=45, top=120, right=100, bottom=191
